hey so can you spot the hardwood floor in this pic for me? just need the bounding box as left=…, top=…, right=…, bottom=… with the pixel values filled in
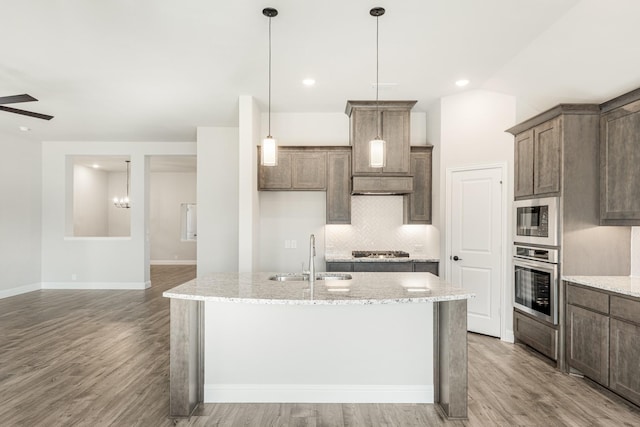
left=0, top=266, right=639, bottom=426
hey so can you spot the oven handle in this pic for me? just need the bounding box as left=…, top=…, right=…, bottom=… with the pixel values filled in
left=513, top=258, right=558, bottom=272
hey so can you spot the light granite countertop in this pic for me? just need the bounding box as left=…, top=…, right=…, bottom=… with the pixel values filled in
left=325, top=255, right=440, bottom=263
left=163, top=272, right=473, bottom=305
left=563, top=276, right=640, bottom=299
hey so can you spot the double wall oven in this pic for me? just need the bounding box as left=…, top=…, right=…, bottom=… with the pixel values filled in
left=513, top=197, right=559, bottom=325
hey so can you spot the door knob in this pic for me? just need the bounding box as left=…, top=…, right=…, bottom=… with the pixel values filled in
left=452, top=255, right=462, bottom=261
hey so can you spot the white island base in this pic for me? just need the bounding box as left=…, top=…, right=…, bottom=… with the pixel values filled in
left=165, top=272, right=471, bottom=420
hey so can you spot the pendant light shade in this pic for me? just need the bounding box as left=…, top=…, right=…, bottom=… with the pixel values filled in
left=113, top=160, right=131, bottom=209
left=369, top=7, right=386, bottom=168
left=262, top=7, right=278, bottom=166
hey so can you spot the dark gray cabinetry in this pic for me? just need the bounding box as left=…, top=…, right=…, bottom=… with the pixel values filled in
left=510, top=117, right=561, bottom=199
left=258, top=148, right=326, bottom=190
left=404, top=146, right=433, bottom=224
left=565, top=282, right=640, bottom=406
left=609, top=318, right=640, bottom=404
left=514, top=310, right=557, bottom=360
left=326, top=149, right=351, bottom=224
left=326, top=261, right=439, bottom=275
left=566, top=304, right=609, bottom=386
left=599, top=95, right=640, bottom=225
left=345, top=100, right=416, bottom=175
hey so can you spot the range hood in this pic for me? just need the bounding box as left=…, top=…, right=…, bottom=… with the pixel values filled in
left=352, top=176, right=413, bottom=195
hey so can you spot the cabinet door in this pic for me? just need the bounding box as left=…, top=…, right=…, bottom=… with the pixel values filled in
left=353, top=262, right=413, bottom=272
left=514, top=310, right=557, bottom=360
left=258, top=151, right=293, bottom=190
left=600, top=99, right=640, bottom=225
left=292, top=151, right=326, bottom=190
left=566, top=304, right=609, bottom=386
left=413, top=261, right=438, bottom=276
left=610, top=318, right=640, bottom=406
left=326, top=150, right=351, bottom=224
left=404, top=147, right=432, bottom=224
left=533, top=118, right=561, bottom=196
left=351, top=109, right=379, bottom=174
left=514, top=130, right=534, bottom=198
left=381, top=110, right=410, bottom=174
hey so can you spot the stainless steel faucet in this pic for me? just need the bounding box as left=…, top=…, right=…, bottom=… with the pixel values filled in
left=308, top=234, right=316, bottom=283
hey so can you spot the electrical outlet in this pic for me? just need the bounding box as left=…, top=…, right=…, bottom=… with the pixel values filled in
left=414, top=244, right=424, bottom=253
left=71, top=274, right=77, bottom=281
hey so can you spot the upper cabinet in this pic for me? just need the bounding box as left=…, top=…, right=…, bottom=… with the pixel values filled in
left=258, top=147, right=326, bottom=191
left=404, top=146, right=433, bottom=224
left=599, top=91, right=640, bottom=225
left=512, top=117, right=562, bottom=199
left=346, top=100, right=416, bottom=175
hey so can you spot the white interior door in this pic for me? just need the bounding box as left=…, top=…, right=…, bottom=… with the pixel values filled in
left=449, top=167, right=503, bottom=337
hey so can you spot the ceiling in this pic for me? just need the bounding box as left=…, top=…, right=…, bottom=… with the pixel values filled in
left=2, top=0, right=640, bottom=143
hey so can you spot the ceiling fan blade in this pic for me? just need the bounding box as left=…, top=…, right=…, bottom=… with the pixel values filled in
left=0, top=105, right=53, bottom=120
left=0, top=94, right=37, bottom=105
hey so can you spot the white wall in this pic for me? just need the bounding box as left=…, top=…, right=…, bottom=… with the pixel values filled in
left=41, top=141, right=196, bottom=289
left=259, top=192, right=326, bottom=273
left=197, top=127, right=239, bottom=276
left=632, top=228, right=640, bottom=277
left=73, top=164, right=109, bottom=237
left=433, top=89, right=516, bottom=341
left=150, top=172, right=196, bottom=263
left=0, top=133, right=42, bottom=297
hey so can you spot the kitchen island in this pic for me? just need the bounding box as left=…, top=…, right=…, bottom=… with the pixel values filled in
left=163, top=272, right=473, bottom=420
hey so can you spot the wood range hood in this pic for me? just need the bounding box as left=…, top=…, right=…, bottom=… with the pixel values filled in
left=346, top=100, right=417, bottom=195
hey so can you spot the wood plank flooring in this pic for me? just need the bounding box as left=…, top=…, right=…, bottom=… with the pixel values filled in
left=0, top=265, right=638, bottom=426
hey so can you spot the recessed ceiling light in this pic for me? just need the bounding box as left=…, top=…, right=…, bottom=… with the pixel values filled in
left=455, top=79, right=470, bottom=87
left=19, top=126, right=30, bottom=132
left=302, top=78, right=316, bottom=86
left=92, top=164, right=100, bottom=169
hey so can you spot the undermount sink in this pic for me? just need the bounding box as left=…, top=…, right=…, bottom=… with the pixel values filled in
left=269, top=273, right=352, bottom=282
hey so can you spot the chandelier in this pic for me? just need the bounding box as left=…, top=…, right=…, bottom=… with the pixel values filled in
left=113, top=160, right=131, bottom=209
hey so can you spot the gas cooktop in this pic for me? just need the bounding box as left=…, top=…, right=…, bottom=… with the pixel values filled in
left=352, top=250, right=410, bottom=259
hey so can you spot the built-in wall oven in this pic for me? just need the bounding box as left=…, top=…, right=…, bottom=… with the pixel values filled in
left=513, top=245, right=559, bottom=325
left=514, top=197, right=559, bottom=247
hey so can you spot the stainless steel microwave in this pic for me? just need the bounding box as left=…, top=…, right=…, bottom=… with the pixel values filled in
left=513, top=197, right=559, bottom=246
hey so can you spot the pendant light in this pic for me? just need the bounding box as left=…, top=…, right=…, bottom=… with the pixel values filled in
left=261, top=7, right=278, bottom=166
left=113, top=160, right=131, bottom=209
left=369, top=7, right=386, bottom=168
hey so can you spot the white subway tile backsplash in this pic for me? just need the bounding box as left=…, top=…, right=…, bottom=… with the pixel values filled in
left=325, top=196, right=439, bottom=258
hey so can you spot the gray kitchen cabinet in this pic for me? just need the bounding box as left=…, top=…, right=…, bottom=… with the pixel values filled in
left=353, top=262, right=413, bottom=272
left=346, top=100, right=416, bottom=175
left=599, top=94, right=640, bottom=225
left=404, top=146, right=433, bottom=224
left=514, top=129, right=534, bottom=198
left=514, top=310, right=557, bottom=360
left=511, top=117, right=561, bottom=199
left=326, top=261, right=439, bottom=275
left=326, top=149, right=351, bottom=224
left=566, top=303, right=610, bottom=386
left=258, top=149, right=293, bottom=190
left=609, top=318, right=640, bottom=405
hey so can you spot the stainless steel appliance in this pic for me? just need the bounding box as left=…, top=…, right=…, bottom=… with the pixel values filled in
left=513, top=197, right=559, bottom=246
left=513, top=244, right=559, bottom=325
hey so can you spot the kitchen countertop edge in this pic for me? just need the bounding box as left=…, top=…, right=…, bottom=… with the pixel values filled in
left=325, top=256, right=440, bottom=263
left=563, top=275, right=640, bottom=299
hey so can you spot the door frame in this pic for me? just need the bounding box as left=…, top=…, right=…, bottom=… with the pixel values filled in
left=445, top=163, right=510, bottom=342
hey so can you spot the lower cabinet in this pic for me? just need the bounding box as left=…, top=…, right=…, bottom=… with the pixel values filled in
left=514, top=310, right=557, bottom=360
left=565, top=282, right=640, bottom=406
left=610, top=319, right=640, bottom=404
left=566, top=304, right=609, bottom=386
left=326, top=261, right=439, bottom=275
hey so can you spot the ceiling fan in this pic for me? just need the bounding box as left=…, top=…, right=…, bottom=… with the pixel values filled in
left=0, top=94, right=54, bottom=120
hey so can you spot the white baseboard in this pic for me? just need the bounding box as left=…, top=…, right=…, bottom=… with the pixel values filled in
left=0, top=282, right=41, bottom=299
left=204, top=384, right=434, bottom=404
left=42, top=281, right=150, bottom=290
left=502, top=329, right=515, bottom=343
left=150, top=260, right=197, bottom=266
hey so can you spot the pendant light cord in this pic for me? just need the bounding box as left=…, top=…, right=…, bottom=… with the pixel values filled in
left=268, top=15, right=272, bottom=138
left=375, top=14, right=380, bottom=139
left=126, top=160, right=130, bottom=199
